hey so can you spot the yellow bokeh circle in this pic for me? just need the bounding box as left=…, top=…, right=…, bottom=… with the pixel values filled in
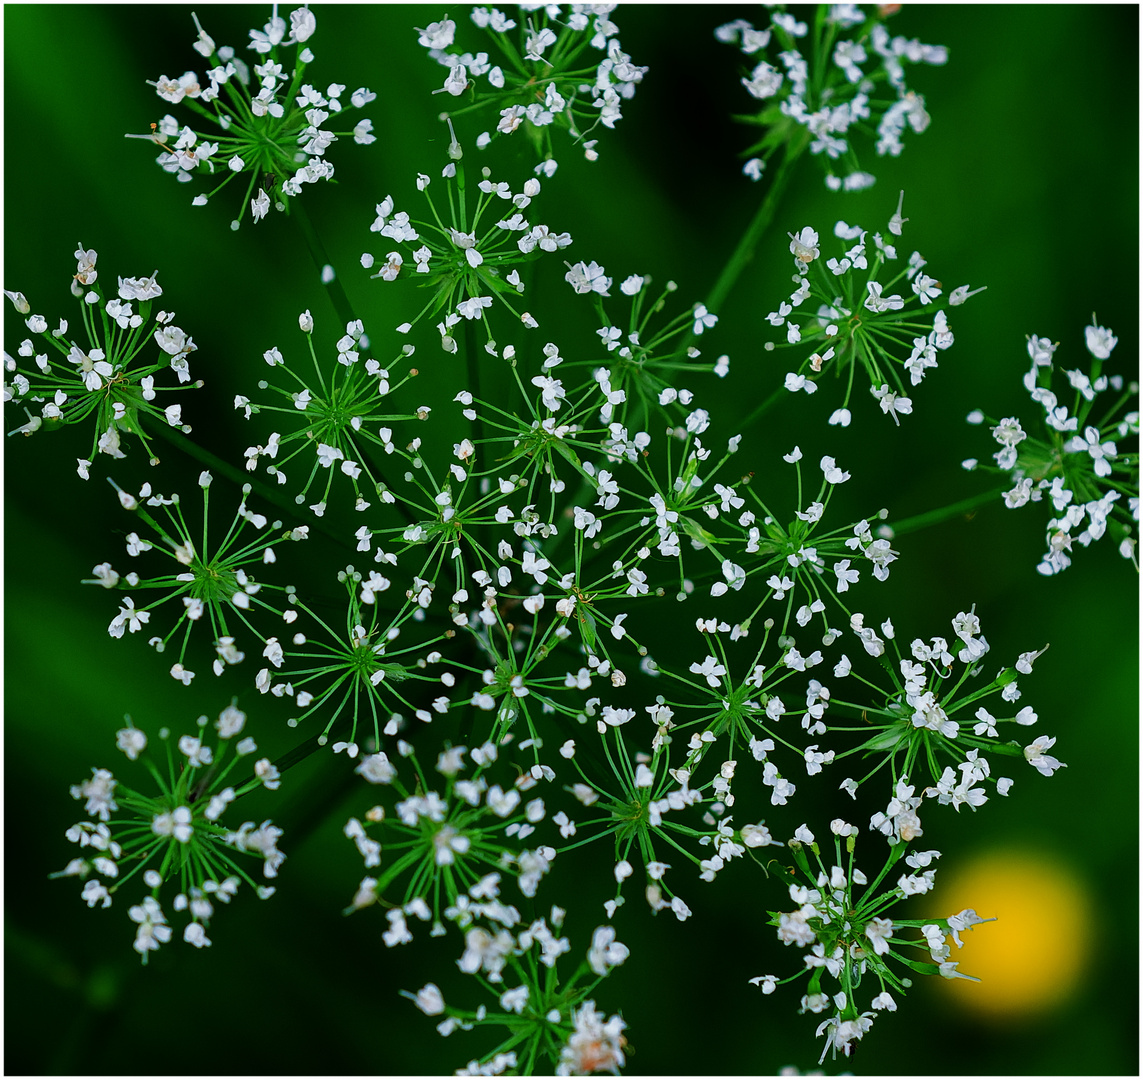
left=934, top=849, right=1089, bottom=1018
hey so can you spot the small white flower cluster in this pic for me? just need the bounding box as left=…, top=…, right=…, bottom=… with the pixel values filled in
left=360, top=155, right=571, bottom=343
left=138, top=8, right=376, bottom=224
left=405, top=877, right=628, bottom=1075
left=717, top=11, right=946, bottom=189
left=418, top=8, right=646, bottom=161
left=831, top=608, right=1063, bottom=810
left=769, top=194, right=981, bottom=424
left=5, top=247, right=199, bottom=477
left=54, top=707, right=281, bottom=962
left=966, top=321, right=1139, bottom=574
left=92, top=476, right=306, bottom=686
left=759, top=822, right=991, bottom=1063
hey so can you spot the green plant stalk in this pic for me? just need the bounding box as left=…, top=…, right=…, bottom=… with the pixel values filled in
left=705, top=142, right=804, bottom=317
left=736, top=383, right=790, bottom=431
left=293, top=199, right=362, bottom=332
left=673, top=138, right=805, bottom=374
left=888, top=487, right=1005, bottom=536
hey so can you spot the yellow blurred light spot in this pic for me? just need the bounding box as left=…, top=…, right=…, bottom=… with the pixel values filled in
left=936, top=849, right=1089, bottom=1018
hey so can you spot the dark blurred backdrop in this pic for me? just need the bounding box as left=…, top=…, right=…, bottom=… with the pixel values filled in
left=5, top=5, right=1138, bottom=1075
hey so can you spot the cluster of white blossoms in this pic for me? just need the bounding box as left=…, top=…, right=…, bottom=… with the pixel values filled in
left=718, top=6, right=947, bottom=189
left=753, top=821, right=992, bottom=1062
left=403, top=850, right=629, bottom=1076
left=18, top=5, right=1130, bottom=1075
left=966, top=320, right=1139, bottom=574
left=360, top=143, right=573, bottom=343
left=5, top=247, right=199, bottom=477
left=136, top=8, right=376, bottom=225
left=767, top=193, right=984, bottom=425
left=417, top=6, right=647, bottom=163
left=52, top=706, right=284, bottom=962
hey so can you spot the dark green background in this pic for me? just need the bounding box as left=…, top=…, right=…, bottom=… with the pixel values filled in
left=5, top=5, right=1138, bottom=1075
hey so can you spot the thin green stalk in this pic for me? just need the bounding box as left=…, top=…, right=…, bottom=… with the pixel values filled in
left=293, top=199, right=361, bottom=331
left=272, top=731, right=328, bottom=774
left=736, top=382, right=789, bottom=431
left=466, top=319, right=486, bottom=454
left=705, top=144, right=803, bottom=316
left=264, top=733, right=364, bottom=853
left=888, top=487, right=1004, bottom=536
left=140, top=416, right=348, bottom=546
left=672, top=139, right=805, bottom=366
left=466, top=318, right=494, bottom=557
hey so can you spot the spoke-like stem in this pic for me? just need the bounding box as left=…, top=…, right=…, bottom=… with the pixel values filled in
left=264, top=733, right=363, bottom=852
left=465, top=319, right=486, bottom=455
left=465, top=318, right=494, bottom=557
left=140, top=413, right=252, bottom=484
left=272, top=732, right=327, bottom=774
left=141, top=416, right=348, bottom=545
left=888, top=487, right=1005, bottom=535
left=293, top=199, right=361, bottom=331
left=141, top=415, right=285, bottom=511
left=736, top=382, right=789, bottom=431
left=707, top=146, right=803, bottom=315
left=674, top=139, right=806, bottom=362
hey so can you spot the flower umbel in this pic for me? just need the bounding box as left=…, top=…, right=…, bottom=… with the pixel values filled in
left=90, top=473, right=307, bottom=682
left=420, top=9, right=647, bottom=165
left=965, top=318, right=1139, bottom=575
left=361, top=140, right=572, bottom=344
left=758, top=822, right=990, bottom=1063
left=53, top=704, right=284, bottom=962
left=767, top=194, right=976, bottom=424
left=131, top=7, right=376, bottom=227
left=718, top=8, right=947, bottom=190
left=4, top=246, right=200, bottom=478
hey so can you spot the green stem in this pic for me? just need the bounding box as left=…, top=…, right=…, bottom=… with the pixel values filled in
left=141, top=415, right=286, bottom=508
left=465, top=319, right=486, bottom=454
left=272, top=732, right=327, bottom=775
left=707, top=141, right=806, bottom=317
left=888, top=487, right=1004, bottom=536
left=736, top=382, right=789, bottom=431
left=465, top=318, right=493, bottom=557
left=265, top=733, right=366, bottom=853
left=672, top=139, right=805, bottom=362
left=293, top=199, right=361, bottom=331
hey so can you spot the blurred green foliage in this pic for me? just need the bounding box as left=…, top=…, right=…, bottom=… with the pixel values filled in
left=5, top=4, right=1137, bottom=1075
